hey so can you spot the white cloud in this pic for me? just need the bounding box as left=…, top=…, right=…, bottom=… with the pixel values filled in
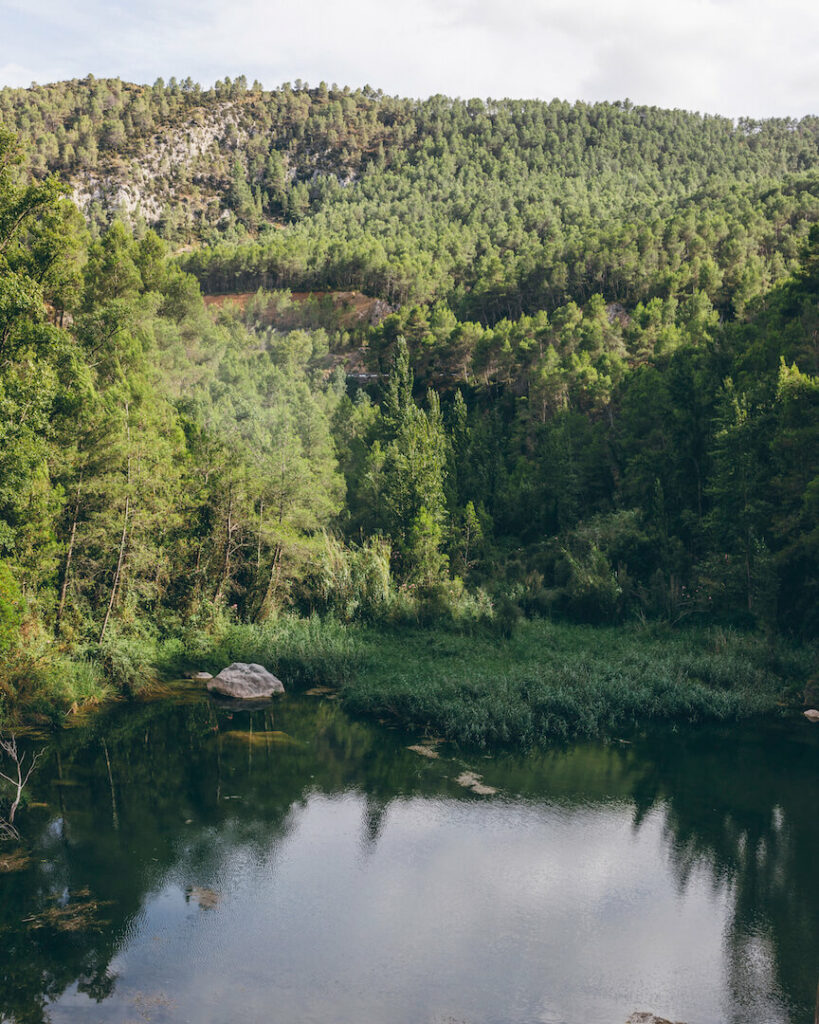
left=0, top=62, right=40, bottom=87
left=1, top=0, right=818, bottom=116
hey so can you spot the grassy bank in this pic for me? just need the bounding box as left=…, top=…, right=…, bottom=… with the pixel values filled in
left=2, top=617, right=813, bottom=745
left=0, top=647, right=114, bottom=726
left=157, top=615, right=364, bottom=690
left=340, top=621, right=811, bottom=747
left=161, top=616, right=811, bottom=748
left=0, top=616, right=363, bottom=727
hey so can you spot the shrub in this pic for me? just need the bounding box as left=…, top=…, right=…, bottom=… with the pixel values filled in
left=0, top=562, right=22, bottom=658
left=97, top=632, right=157, bottom=695
left=310, top=534, right=392, bottom=622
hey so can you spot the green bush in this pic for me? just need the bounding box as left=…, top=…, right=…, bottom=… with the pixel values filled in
left=97, top=632, right=158, bottom=695
left=46, top=655, right=113, bottom=709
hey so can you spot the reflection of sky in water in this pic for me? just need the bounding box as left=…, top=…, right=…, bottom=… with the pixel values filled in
left=47, top=794, right=791, bottom=1024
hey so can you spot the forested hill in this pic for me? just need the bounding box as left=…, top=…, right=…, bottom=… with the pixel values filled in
left=0, top=79, right=818, bottom=719
left=4, top=76, right=819, bottom=318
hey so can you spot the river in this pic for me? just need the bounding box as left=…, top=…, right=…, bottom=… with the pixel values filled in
left=1, top=687, right=817, bottom=1024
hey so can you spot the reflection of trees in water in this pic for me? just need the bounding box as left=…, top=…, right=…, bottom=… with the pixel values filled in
left=0, top=701, right=214, bottom=1023
left=2, top=703, right=818, bottom=1023
left=0, top=696, right=444, bottom=1022
left=361, top=793, right=390, bottom=851
left=629, top=723, right=819, bottom=1022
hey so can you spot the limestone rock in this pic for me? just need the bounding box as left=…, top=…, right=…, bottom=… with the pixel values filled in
left=408, top=744, right=440, bottom=759
left=207, top=663, right=284, bottom=699
left=455, top=770, right=497, bottom=796
left=803, top=709, right=819, bottom=722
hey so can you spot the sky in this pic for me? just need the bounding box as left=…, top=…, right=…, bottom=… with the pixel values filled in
left=1, top=0, right=818, bottom=119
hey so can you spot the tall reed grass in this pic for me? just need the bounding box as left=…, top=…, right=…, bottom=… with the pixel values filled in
left=340, top=621, right=813, bottom=747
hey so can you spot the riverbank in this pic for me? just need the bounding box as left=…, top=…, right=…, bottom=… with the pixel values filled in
left=169, top=617, right=811, bottom=747
left=341, top=621, right=811, bottom=746
left=2, top=617, right=813, bottom=745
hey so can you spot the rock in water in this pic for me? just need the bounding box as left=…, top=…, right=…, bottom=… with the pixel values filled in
left=803, top=709, right=819, bottom=722
left=207, top=663, right=284, bottom=699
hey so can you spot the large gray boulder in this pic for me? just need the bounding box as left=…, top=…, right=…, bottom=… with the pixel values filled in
left=207, top=663, right=284, bottom=699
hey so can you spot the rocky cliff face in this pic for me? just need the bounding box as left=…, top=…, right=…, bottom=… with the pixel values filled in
left=70, top=103, right=246, bottom=228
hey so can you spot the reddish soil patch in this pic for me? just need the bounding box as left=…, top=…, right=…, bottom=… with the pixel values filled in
left=202, top=292, right=256, bottom=310
left=202, top=289, right=388, bottom=328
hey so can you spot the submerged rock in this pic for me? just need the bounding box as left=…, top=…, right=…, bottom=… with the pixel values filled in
left=222, top=730, right=300, bottom=747
left=207, top=663, right=284, bottom=699
left=408, top=744, right=440, bottom=759
left=455, top=770, right=497, bottom=796
left=24, top=887, right=113, bottom=931
left=185, top=885, right=220, bottom=910
left=803, top=709, right=819, bottom=722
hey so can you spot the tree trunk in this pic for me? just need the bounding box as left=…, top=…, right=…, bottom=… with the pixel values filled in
left=100, top=405, right=131, bottom=642
left=746, top=535, right=753, bottom=613
left=214, top=485, right=234, bottom=606
left=99, top=492, right=130, bottom=642
left=257, top=498, right=264, bottom=573
left=261, top=542, right=283, bottom=618
left=57, top=470, right=83, bottom=634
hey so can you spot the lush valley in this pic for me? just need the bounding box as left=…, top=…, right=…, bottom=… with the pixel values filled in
left=0, top=78, right=817, bottom=735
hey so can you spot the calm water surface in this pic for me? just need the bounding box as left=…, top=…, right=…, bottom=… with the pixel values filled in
left=2, top=688, right=818, bottom=1024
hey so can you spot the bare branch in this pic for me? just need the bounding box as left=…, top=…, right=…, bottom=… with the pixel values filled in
left=0, top=733, right=44, bottom=832
left=0, top=819, right=20, bottom=842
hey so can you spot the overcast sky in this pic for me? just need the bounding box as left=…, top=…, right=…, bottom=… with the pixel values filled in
left=1, top=0, right=818, bottom=118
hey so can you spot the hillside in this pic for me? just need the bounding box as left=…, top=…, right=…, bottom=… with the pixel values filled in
left=0, top=80, right=818, bottom=722
left=5, top=77, right=819, bottom=318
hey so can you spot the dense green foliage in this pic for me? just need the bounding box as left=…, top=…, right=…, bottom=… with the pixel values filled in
left=0, top=78, right=817, bottom=726
left=4, top=77, right=819, bottom=318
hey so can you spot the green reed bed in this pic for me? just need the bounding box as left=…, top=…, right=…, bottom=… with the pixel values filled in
left=338, top=621, right=812, bottom=747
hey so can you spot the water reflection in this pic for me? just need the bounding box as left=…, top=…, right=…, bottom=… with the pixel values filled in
left=1, top=692, right=817, bottom=1024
